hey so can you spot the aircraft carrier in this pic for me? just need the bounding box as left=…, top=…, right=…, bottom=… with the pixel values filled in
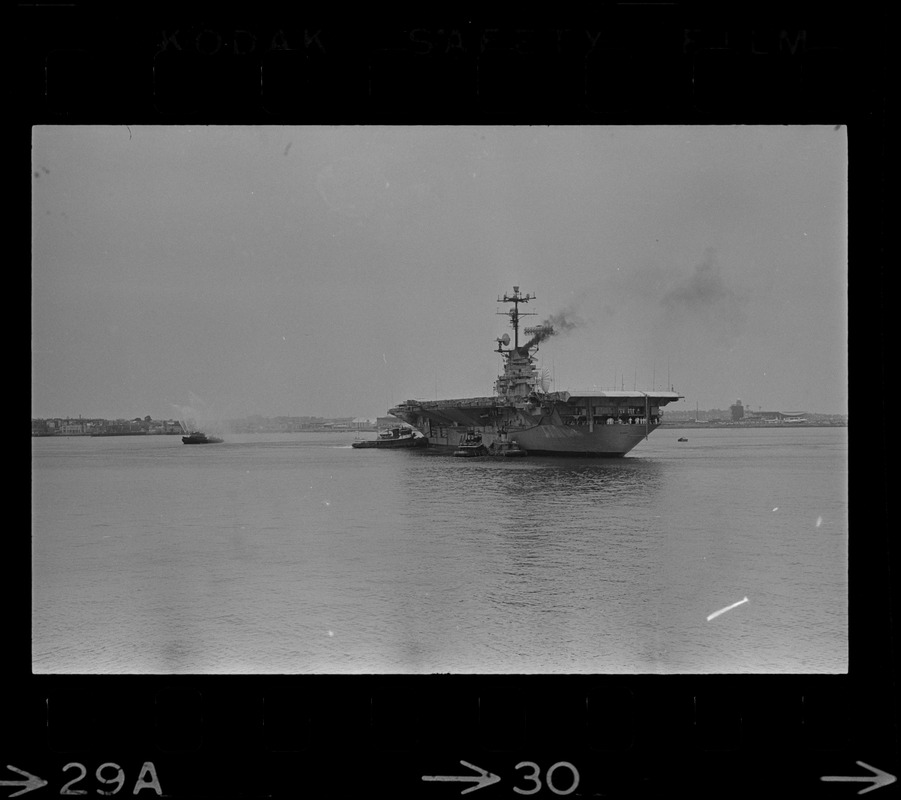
left=389, top=287, right=682, bottom=456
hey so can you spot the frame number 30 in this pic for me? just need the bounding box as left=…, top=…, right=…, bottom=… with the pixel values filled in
left=513, top=762, right=580, bottom=796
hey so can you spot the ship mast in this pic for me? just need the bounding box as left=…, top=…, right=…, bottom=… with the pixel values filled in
left=497, top=286, right=535, bottom=350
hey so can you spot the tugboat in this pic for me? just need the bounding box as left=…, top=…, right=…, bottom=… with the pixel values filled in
left=390, top=287, right=683, bottom=456
left=453, top=430, right=489, bottom=457
left=181, top=431, right=223, bottom=444
left=352, top=426, right=427, bottom=449
left=487, top=429, right=527, bottom=457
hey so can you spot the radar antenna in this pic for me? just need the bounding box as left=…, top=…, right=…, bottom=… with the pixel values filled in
left=537, top=367, right=552, bottom=393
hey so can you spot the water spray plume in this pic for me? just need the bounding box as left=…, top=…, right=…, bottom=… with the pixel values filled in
left=170, top=392, right=225, bottom=434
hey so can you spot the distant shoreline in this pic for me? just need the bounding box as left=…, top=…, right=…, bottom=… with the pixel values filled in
left=31, top=428, right=376, bottom=437
left=34, top=422, right=848, bottom=437
left=660, top=421, right=847, bottom=429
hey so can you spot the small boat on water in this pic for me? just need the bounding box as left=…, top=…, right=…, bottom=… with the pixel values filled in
left=487, top=440, right=528, bottom=457
left=453, top=430, right=490, bottom=457
left=182, top=432, right=224, bottom=444
left=677, top=437, right=688, bottom=442
left=352, top=426, right=427, bottom=449
left=487, top=430, right=527, bottom=457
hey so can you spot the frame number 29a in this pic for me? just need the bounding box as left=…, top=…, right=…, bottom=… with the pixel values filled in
left=513, top=762, right=580, bottom=796
left=60, top=762, right=162, bottom=796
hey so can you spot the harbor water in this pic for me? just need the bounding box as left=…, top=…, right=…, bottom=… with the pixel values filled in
left=31, top=427, right=848, bottom=674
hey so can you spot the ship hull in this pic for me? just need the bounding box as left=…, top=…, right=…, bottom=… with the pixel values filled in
left=512, top=422, right=657, bottom=457
left=397, top=416, right=660, bottom=457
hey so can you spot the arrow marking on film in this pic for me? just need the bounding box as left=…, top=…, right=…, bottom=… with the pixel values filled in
left=422, top=761, right=501, bottom=794
left=0, top=766, right=49, bottom=798
left=821, top=761, right=897, bottom=795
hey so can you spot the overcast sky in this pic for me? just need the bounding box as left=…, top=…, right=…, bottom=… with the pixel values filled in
left=32, top=125, right=847, bottom=421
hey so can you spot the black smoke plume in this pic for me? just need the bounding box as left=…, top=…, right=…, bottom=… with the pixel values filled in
left=659, top=247, right=748, bottom=342
left=518, top=308, right=582, bottom=354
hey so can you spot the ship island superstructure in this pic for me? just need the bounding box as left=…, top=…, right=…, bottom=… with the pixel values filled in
left=388, top=287, right=683, bottom=456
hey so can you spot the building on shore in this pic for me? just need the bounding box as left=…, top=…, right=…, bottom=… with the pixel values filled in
left=32, top=417, right=183, bottom=436
left=745, top=410, right=808, bottom=423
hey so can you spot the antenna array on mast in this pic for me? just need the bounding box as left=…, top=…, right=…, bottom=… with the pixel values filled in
left=497, top=286, right=536, bottom=351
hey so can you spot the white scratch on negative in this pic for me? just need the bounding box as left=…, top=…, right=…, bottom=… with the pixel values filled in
left=707, top=597, right=749, bottom=622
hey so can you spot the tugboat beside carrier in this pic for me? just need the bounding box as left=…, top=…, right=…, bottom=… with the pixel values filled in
left=352, top=426, right=427, bottom=449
